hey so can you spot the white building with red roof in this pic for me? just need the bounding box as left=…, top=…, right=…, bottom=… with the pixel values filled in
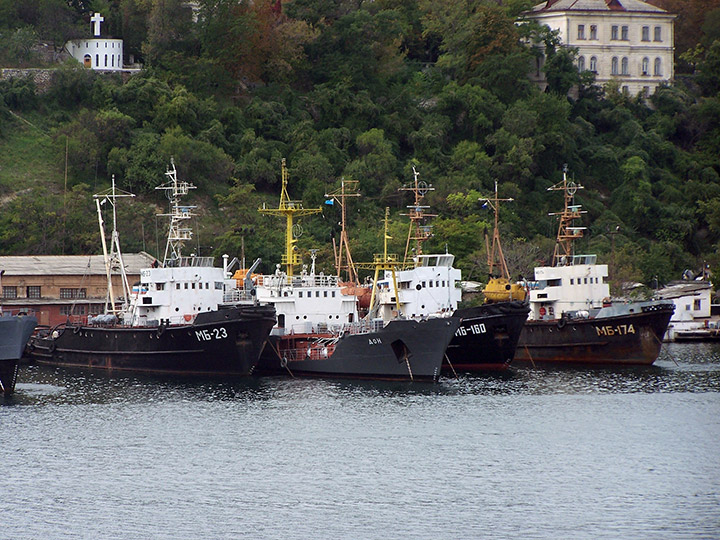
left=523, top=0, right=676, bottom=96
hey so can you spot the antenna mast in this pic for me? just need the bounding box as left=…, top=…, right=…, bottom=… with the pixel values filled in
left=259, top=159, right=322, bottom=276
left=548, top=164, right=586, bottom=266
left=480, top=180, right=513, bottom=279
left=400, top=166, right=435, bottom=265
left=325, top=178, right=360, bottom=283
left=155, top=159, right=197, bottom=265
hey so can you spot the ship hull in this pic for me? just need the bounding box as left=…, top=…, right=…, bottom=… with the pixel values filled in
left=0, top=314, right=38, bottom=395
left=258, top=317, right=460, bottom=382
left=28, top=305, right=275, bottom=376
left=514, top=304, right=674, bottom=366
left=445, top=301, right=530, bottom=372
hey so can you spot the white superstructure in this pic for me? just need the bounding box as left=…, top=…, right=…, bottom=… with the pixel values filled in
left=115, top=162, right=251, bottom=327
left=252, top=255, right=358, bottom=336
left=375, top=254, right=462, bottom=320
left=528, top=254, right=610, bottom=320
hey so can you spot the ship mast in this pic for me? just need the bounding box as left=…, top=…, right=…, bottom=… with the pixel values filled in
left=400, top=166, right=435, bottom=265
left=325, top=178, right=360, bottom=283
left=548, top=164, right=586, bottom=266
left=360, top=207, right=402, bottom=318
left=94, top=175, right=134, bottom=314
left=480, top=180, right=513, bottom=280
left=259, top=159, right=322, bottom=277
left=155, top=159, right=197, bottom=266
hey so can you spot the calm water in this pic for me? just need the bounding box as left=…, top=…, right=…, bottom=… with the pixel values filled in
left=2, top=343, right=719, bottom=540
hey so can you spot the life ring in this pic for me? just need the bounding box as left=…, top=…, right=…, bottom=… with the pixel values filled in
left=280, top=356, right=288, bottom=368
left=157, top=325, right=166, bottom=337
left=557, top=317, right=567, bottom=329
left=73, top=326, right=81, bottom=335
left=183, top=314, right=193, bottom=322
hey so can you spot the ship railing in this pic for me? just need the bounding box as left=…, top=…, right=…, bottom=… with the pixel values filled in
left=223, top=288, right=255, bottom=303
left=284, top=342, right=338, bottom=361
left=340, top=319, right=385, bottom=335
left=256, top=273, right=341, bottom=289
left=165, top=256, right=215, bottom=268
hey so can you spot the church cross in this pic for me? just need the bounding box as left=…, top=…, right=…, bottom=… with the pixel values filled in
left=91, top=12, right=104, bottom=37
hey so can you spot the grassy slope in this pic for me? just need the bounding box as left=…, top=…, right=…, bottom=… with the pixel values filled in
left=0, top=112, right=62, bottom=197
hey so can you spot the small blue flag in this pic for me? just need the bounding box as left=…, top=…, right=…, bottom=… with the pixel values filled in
left=481, top=202, right=488, bottom=208
left=325, top=199, right=334, bottom=205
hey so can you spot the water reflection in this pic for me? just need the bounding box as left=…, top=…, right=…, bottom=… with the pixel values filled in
left=5, top=341, right=720, bottom=407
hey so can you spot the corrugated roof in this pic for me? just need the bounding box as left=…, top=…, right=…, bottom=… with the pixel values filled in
left=656, top=281, right=713, bottom=300
left=531, top=0, right=667, bottom=13
left=0, top=253, right=157, bottom=276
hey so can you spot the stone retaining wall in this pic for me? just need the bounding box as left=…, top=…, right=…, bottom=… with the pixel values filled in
left=1, top=66, right=142, bottom=93
left=0, top=68, right=56, bottom=93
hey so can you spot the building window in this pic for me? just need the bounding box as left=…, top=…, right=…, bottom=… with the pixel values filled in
left=60, top=288, right=87, bottom=299
left=96, top=54, right=99, bottom=66
left=578, top=24, right=585, bottom=40
left=642, top=26, right=650, bottom=41
left=643, top=86, right=650, bottom=97
left=622, top=86, right=629, bottom=95
left=654, top=57, right=662, bottom=76
left=621, top=25, right=628, bottom=40
left=654, top=26, right=662, bottom=41
left=694, top=299, right=702, bottom=310
left=90, top=304, right=103, bottom=314
left=2, top=286, right=17, bottom=299
left=590, top=25, right=597, bottom=40
left=611, top=57, right=619, bottom=75
left=27, top=286, right=41, bottom=298
left=611, top=25, right=618, bottom=40
left=60, top=305, right=86, bottom=316
left=578, top=56, right=585, bottom=71
left=621, top=57, right=629, bottom=75
left=590, top=56, right=597, bottom=72
left=642, top=57, right=649, bottom=75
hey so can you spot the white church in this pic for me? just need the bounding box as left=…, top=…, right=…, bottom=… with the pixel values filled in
left=65, top=13, right=123, bottom=71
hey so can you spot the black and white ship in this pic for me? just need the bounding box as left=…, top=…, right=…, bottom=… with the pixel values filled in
left=239, top=159, right=459, bottom=382
left=29, top=163, right=275, bottom=376
left=514, top=166, right=674, bottom=366
left=372, top=170, right=529, bottom=372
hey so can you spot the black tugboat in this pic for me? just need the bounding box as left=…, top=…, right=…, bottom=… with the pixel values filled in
left=514, top=166, right=674, bottom=366
left=0, top=312, right=37, bottom=395
left=28, top=163, right=275, bottom=376
left=446, top=301, right=529, bottom=371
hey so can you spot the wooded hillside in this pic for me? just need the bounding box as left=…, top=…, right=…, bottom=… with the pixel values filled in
left=1, top=0, right=719, bottom=293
